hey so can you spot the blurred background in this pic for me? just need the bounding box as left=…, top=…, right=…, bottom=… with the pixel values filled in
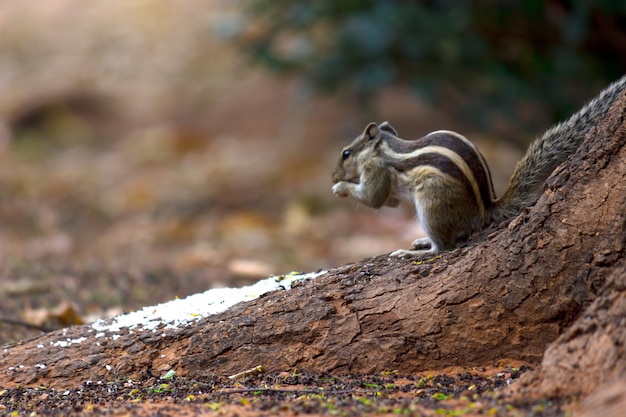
left=0, top=0, right=624, bottom=342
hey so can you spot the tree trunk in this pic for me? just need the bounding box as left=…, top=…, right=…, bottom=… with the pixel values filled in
left=511, top=265, right=626, bottom=417
left=1, top=91, right=625, bottom=413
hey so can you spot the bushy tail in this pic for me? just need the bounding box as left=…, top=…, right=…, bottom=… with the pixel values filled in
left=493, top=75, right=626, bottom=222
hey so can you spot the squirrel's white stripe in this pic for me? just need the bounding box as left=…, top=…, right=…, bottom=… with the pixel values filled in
left=382, top=142, right=485, bottom=212
left=428, top=130, right=496, bottom=200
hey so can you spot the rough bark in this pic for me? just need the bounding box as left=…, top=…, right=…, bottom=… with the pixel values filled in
left=574, top=379, right=626, bottom=417
left=519, top=265, right=626, bottom=396
left=512, top=265, right=626, bottom=417
left=1, top=93, right=625, bottom=396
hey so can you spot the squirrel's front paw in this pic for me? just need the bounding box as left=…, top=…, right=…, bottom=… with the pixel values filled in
left=332, top=182, right=352, bottom=197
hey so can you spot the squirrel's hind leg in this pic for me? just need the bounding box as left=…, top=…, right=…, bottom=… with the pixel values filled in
left=411, top=237, right=432, bottom=249
left=389, top=247, right=438, bottom=258
left=389, top=237, right=439, bottom=258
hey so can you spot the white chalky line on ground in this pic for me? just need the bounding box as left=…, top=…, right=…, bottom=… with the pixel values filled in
left=90, top=270, right=327, bottom=334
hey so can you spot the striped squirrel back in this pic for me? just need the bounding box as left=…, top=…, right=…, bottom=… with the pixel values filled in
left=378, top=128, right=496, bottom=215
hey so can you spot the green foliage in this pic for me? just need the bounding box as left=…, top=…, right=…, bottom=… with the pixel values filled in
left=227, top=0, right=626, bottom=127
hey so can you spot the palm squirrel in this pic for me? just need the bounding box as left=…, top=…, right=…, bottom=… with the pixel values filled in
left=332, top=76, right=626, bottom=258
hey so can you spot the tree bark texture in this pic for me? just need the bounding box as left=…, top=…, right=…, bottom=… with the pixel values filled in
left=512, top=265, right=626, bottom=417
left=1, top=92, right=625, bottom=393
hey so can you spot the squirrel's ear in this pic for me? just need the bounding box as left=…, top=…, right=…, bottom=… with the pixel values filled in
left=365, top=122, right=380, bottom=141
left=379, top=121, right=398, bottom=136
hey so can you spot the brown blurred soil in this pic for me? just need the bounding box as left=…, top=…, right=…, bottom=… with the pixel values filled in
left=3, top=365, right=570, bottom=417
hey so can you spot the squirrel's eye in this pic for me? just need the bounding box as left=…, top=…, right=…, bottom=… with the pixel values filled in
left=342, top=149, right=351, bottom=160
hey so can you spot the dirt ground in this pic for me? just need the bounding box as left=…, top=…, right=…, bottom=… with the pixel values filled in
left=2, top=365, right=572, bottom=416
